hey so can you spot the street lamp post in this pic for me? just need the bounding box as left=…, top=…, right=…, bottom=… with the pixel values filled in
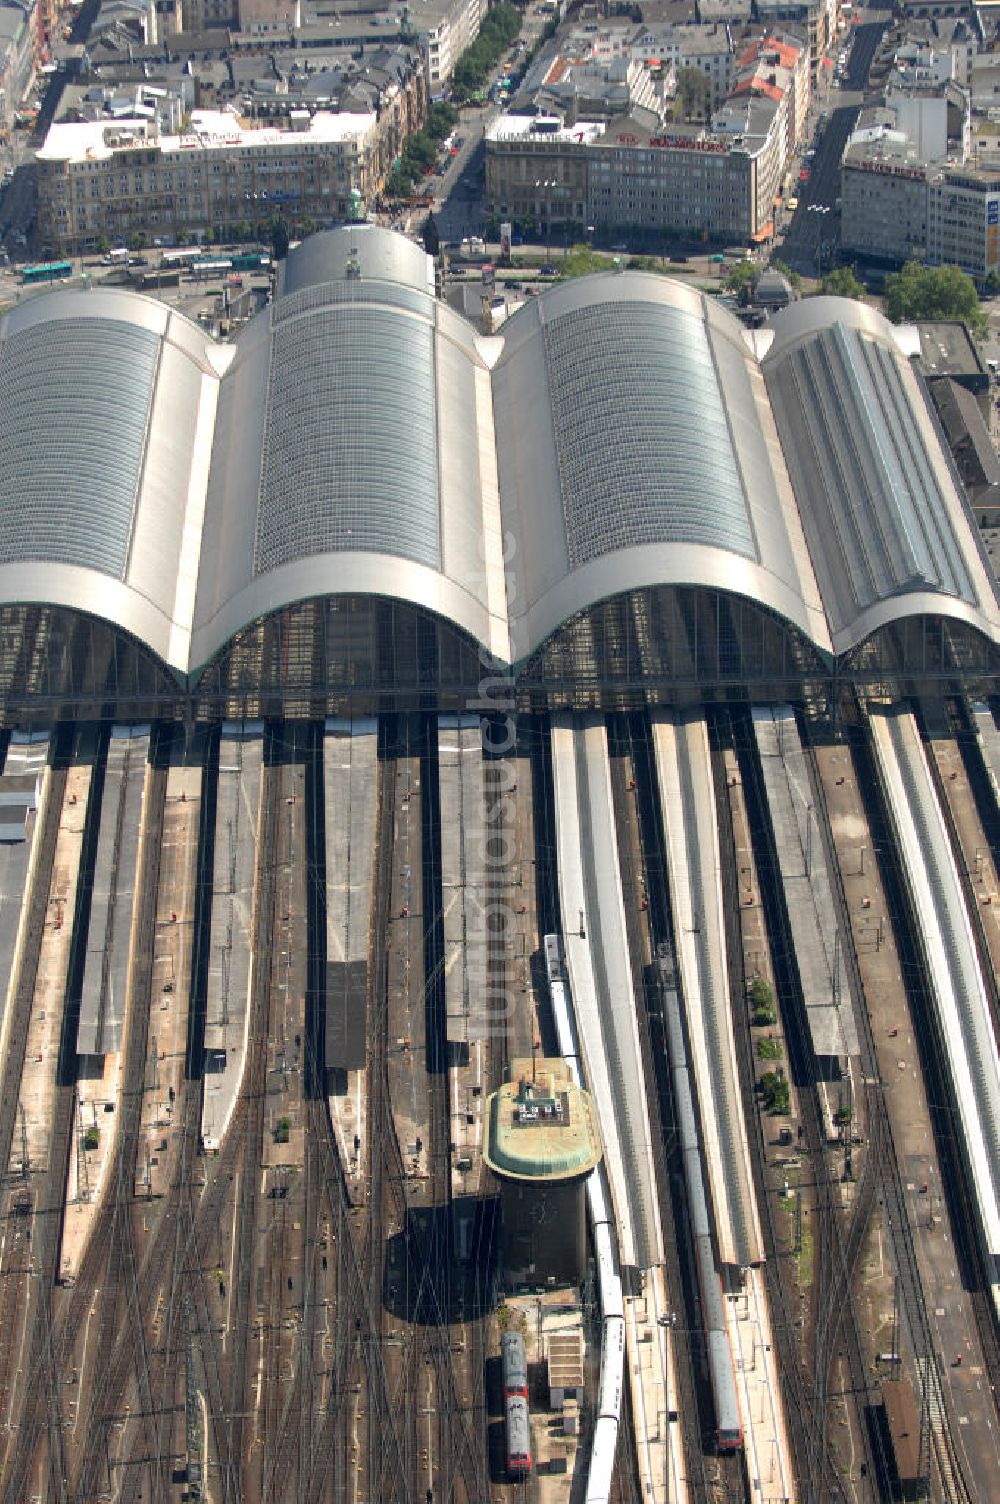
left=532, top=178, right=555, bottom=256
left=807, top=202, right=833, bottom=278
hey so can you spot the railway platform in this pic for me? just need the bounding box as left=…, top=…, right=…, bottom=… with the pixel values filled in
left=729, top=1266, right=797, bottom=1504
left=927, top=728, right=1000, bottom=988
left=20, top=756, right=92, bottom=1187
left=625, top=1266, right=690, bottom=1504
left=324, top=719, right=377, bottom=1199
left=202, top=722, right=262, bottom=1152
left=137, top=757, right=202, bottom=1200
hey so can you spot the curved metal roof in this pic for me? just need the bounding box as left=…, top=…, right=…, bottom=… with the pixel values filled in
left=257, top=297, right=440, bottom=573
left=763, top=298, right=1000, bottom=655
left=0, top=286, right=220, bottom=674
left=491, top=273, right=830, bottom=664
left=0, top=244, right=996, bottom=695
left=279, top=223, right=434, bottom=299
left=191, top=248, right=509, bottom=672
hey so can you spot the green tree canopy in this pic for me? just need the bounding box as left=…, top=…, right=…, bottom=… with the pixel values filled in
left=884, top=260, right=986, bottom=332
left=769, top=256, right=801, bottom=289
left=425, top=102, right=458, bottom=139
left=725, top=259, right=756, bottom=293
left=406, top=130, right=437, bottom=171
left=821, top=265, right=865, bottom=299
left=451, top=2, right=521, bottom=99
left=269, top=216, right=290, bottom=261
left=560, top=244, right=612, bottom=278
left=674, top=66, right=712, bottom=122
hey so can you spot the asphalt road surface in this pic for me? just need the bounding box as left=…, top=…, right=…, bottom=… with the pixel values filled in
left=779, top=12, right=891, bottom=276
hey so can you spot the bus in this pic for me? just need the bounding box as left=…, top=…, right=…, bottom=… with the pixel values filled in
left=21, top=261, right=72, bottom=284
left=230, top=251, right=271, bottom=272
left=161, top=249, right=197, bottom=269
left=191, top=257, right=233, bottom=280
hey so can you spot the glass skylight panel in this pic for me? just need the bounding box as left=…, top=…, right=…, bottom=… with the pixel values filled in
left=542, top=303, right=755, bottom=569
left=256, top=306, right=440, bottom=575
left=0, top=319, right=159, bottom=579
left=786, top=327, right=975, bottom=608
left=274, top=279, right=434, bottom=327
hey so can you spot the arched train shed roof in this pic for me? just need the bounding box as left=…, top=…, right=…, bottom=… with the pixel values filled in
left=0, top=285, right=222, bottom=675
left=192, top=235, right=507, bottom=674
left=489, top=272, right=831, bottom=665
left=0, top=228, right=997, bottom=697
left=761, top=297, right=1000, bottom=657
left=278, top=223, right=435, bottom=299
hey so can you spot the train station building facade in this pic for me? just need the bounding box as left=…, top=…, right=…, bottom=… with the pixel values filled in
left=0, top=223, right=997, bottom=726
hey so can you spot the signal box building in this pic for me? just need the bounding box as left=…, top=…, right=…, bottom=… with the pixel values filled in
left=484, top=1059, right=602, bottom=1287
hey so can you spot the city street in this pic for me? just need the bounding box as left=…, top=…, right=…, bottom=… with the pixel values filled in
left=779, top=13, right=891, bottom=275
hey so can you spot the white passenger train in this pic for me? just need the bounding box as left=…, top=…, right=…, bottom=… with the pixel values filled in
left=544, top=933, right=625, bottom=1503
left=658, top=948, right=743, bottom=1451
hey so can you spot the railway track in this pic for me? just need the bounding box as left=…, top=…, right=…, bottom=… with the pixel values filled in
left=419, top=715, right=458, bottom=1499
left=0, top=744, right=68, bottom=1203
left=607, top=712, right=714, bottom=1504
left=0, top=1189, right=32, bottom=1440
left=69, top=730, right=171, bottom=1498
left=0, top=748, right=68, bottom=1476
left=247, top=721, right=339, bottom=1504
left=718, top=705, right=860, bottom=1504
left=2, top=728, right=111, bottom=1504
left=254, top=740, right=308, bottom=1503
left=842, top=708, right=982, bottom=1504
left=921, top=697, right=1000, bottom=1417
left=387, top=712, right=488, bottom=1504
left=223, top=722, right=289, bottom=1495
left=366, top=715, right=417, bottom=1503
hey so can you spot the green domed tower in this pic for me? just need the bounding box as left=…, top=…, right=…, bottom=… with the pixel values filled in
left=485, top=1059, right=602, bottom=1286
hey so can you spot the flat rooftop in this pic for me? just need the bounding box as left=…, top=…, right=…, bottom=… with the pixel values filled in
left=486, top=112, right=606, bottom=146
left=916, top=320, right=987, bottom=381
left=484, top=1057, right=602, bottom=1182
left=37, top=106, right=375, bottom=163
